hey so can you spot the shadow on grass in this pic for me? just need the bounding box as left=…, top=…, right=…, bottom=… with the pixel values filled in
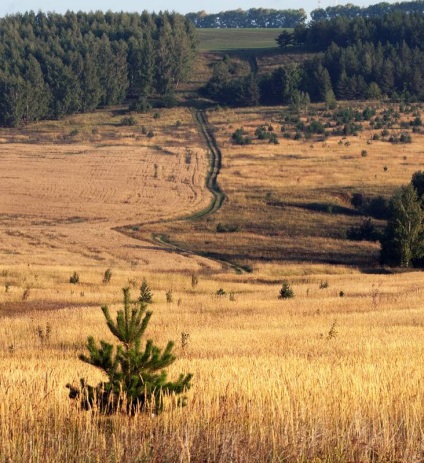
left=267, top=201, right=361, bottom=216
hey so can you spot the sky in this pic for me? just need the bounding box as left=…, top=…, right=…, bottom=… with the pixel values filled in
left=0, top=0, right=393, bottom=18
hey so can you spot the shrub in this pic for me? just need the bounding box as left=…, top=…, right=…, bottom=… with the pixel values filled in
left=69, top=271, right=80, bottom=284
left=256, top=126, right=270, bottom=140
left=216, top=222, right=239, bottom=233
left=120, top=116, right=136, bottom=126
left=399, top=132, right=411, bottom=143
left=278, top=281, right=294, bottom=299
left=347, top=218, right=380, bottom=242
left=269, top=133, right=279, bottom=144
left=232, top=128, right=252, bottom=145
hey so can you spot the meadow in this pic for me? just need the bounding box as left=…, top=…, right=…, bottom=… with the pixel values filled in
left=196, top=28, right=282, bottom=51
left=1, top=101, right=424, bottom=462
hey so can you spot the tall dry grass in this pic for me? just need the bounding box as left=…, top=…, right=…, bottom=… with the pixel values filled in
left=1, top=265, right=424, bottom=462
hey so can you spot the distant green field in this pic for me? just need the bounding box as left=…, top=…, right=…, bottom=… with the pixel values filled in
left=196, top=28, right=284, bottom=51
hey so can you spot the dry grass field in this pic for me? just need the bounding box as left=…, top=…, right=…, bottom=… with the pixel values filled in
left=141, top=103, right=424, bottom=269
left=1, top=101, right=424, bottom=462
left=0, top=108, right=217, bottom=271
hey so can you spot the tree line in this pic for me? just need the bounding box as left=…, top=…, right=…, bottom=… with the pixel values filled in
left=310, top=0, right=424, bottom=22
left=0, top=11, right=197, bottom=127
left=281, top=10, right=424, bottom=51
left=185, top=8, right=306, bottom=28
left=203, top=11, right=424, bottom=107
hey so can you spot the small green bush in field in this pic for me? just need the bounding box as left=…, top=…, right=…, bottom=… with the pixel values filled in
left=278, top=281, right=294, bottom=299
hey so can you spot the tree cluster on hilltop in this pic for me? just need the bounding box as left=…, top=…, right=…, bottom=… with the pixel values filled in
left=185, top=8, right=306, bottom=28
left=0, top=11, right=197, bottom=127
left=284, top=11, right=424, bottom=51
left=204, top=11, right=424, bottom=107
left=310, top=0, right=424, bottom=21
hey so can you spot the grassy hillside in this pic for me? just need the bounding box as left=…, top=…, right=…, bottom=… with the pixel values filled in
left=129, top=102, right=424, bottom=270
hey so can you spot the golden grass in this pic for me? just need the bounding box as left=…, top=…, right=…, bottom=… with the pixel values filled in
left=2, top=266, right=424, bottom=462
left=1, top=103, right=424, bottom=461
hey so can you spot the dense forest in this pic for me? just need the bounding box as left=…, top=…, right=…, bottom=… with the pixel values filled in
left=204, top=10, right=424, bottom=106
left=185, top=8, right=306, bottom=28
left=0, top=11, right=197, bottom=127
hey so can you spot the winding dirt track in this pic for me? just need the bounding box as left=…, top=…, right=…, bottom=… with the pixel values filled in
left=0, top=113, right=223, bottom=271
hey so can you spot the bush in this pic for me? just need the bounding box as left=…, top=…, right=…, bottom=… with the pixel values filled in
left=232, top=128, right=252, bottom=145
left=347, top=218, right=380, bottom=242
left=256, top=126, right=270, bottom=140
left=351, top=193, right=390, bottom=220
left=120, top=116, right=137, bottom=126
left=216, top=222, right=239, bottom=233
left=399, top=132, right=412, bottom=143
left=69, top=272, right=80, bottom=284
left=278, top=281, right=294, bottom=299
left=268, top=133, right=279, bottom=144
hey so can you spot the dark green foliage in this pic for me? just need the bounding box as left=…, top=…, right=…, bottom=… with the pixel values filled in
left=69, top=272, right=80, bottom=284
left=232, top=128, right=252, bottom=145
left=67, top=287, right=192, bottom=414
left=278, top=281, right=294, bottom=299
left=129, top=98, right=152, bottom=113
left=216, top=222, right=239, bottom=233
left=276, top=30, right=294, bottom=47
left=350, top=194, right=390, bottom=220
left=120, top=116, right=137, bottom=126
left=311, top=1, right=424, bottom=22
left=347, top=218, right=380, bottom=242
left=411, top=171, right=424, bottom=200
left=0, top=11, right=197, bottom=127
left=256, top=125, right=272, bottom=140
left=380, top=184, right=424, bottom=267
left=139, top=278, right=153, bottom=304
left=187, top=8, right=306, bottom=28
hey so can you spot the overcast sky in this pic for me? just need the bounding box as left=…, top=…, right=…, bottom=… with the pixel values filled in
left=0, top=0, right=395, bottom=18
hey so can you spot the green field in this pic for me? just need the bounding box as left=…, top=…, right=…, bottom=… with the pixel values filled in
left=196, top=27, right=283, bottom=51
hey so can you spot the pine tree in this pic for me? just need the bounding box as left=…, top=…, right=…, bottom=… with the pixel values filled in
left=139, top=278, right=153, bottom=304
left=67, top=287, right=192, bottom=414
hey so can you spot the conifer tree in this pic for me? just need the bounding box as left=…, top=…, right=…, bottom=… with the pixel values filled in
left=67, top=287, right=192, bottom=414
left=139, top=278, right=153, bottom=304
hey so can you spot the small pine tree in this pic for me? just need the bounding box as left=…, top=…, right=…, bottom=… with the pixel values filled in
left=102, top=268, right=112, bottom=284
left=139, top=278, right=153, bottom=304
left=69, top=271, right=79, bottom=284
left=66, top=287, right=192, bottom=414
left=278, top=281, right=294, bottom=299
